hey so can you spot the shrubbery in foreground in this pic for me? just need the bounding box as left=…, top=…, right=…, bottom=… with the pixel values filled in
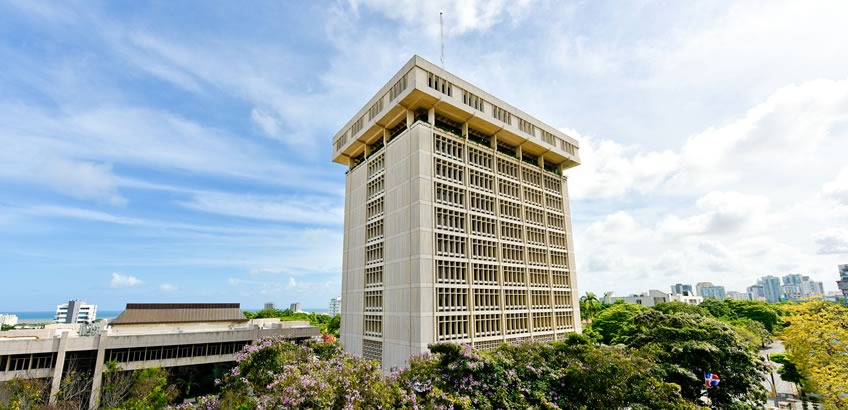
left=173, top=334, right=695, bottom=410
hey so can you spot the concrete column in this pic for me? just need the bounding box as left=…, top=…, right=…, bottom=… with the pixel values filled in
left=88, top=334, right=108, bottom=410
left=49, top=332, right=70, bottom=403
left=427, top=107, right=435, bottom=124
left=406, top=109, right=414, bottom=127
left=383, top=128, right=389, bottom=145
left=461, top=122, right=468, bottom=138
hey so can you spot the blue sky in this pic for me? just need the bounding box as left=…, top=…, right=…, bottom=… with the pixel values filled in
left=1, top=1, right=847, bottom=311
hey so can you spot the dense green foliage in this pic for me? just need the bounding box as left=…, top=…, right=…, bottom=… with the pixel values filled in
left=583, top=302, right=649, bottom=344
left=620, top=311, right=768, bottom=408
left=243, top=309, right=340, bottom=335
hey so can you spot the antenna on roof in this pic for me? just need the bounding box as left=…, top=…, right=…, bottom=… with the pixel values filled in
left=440, top=11, right=445, bottom=69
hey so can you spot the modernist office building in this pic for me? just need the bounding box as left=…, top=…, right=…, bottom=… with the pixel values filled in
left=332, top=56, right=581, bottom=370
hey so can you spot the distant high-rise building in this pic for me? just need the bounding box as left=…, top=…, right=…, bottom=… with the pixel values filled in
left=747, top=283, right=765, bottom=301
left=289, top=303, right=302, bottom=313
left=695, top=282, right=714, bottom=297
left=670, top=283, right=693, bottom=295
left=328, top=296, right=342, bottom=316
left=761, top=276, right=782, bottom=303
left=55, top=300, right=97, bottom=324
left=807, top=280, right=825, bottom=297
left=335, top=55, right=582, bottom=371
left=263, top=302, right=276, bottom=311
left=782, top=274, right=824, bottom=300
left=700, top=285, right=726, bottom=300
left=837, top=264, right=848, bottom=305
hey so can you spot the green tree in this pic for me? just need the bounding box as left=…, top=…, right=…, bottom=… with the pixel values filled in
left=586, top=302, right=650, bottom=344
left=769, top=353, right=803, bottom=385
left=121, top=367, right=178, bottom=409
left=699, top=298, right=735, bottom=319
left=654, top=301, right=710, bottom=316
left=327, top=314, right=340, bottom=337
left=731, top=300, right=783, bottom=333
left=621, top=310, right=768, bottom=408
left=579, top=292, right=601, bottom=321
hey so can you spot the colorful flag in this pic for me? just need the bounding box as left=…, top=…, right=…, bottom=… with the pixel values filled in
left=705, top=373, right=720, bottom=387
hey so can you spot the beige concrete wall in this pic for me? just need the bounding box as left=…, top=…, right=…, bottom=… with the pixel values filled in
left=382, top=124, right=435, bottom=370
left=340, top=156, right=367, bottom=356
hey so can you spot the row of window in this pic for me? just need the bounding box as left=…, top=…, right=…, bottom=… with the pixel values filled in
left=433, top=134, right=565, bottom=198
left=362, top=339, right=383, bottom=363
left=366, top=220, right=383, bottom=242
left=435, top=181, right=565, bottom=220
left=437, top=312, right=575, bottom=341
left=367, top=153, right=384, bottom=179
left=364, top=315, right=382, bottom=337
left=365, top=290, right=383, bottom=312
left=105, top=342, right=245, bottom=364
left=435, top=260, right=571, bottom=288
left=436, top=285, right=572, bottom=307
left=0, top=353, right=56, bottom=372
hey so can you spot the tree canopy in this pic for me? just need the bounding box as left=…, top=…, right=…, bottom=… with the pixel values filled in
left=620, top=310, right=768, bottom=408
left=781, top=301, right=848, bottom=410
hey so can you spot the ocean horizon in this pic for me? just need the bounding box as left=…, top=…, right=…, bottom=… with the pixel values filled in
left=3, top=308, right=330, bottom=323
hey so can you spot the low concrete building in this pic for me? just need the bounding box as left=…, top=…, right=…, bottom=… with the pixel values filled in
left=669, top=291, right=704, bottom=305
left=0, top=303, right=320, bottom=409
left=616, top=290, right=670, bottom=308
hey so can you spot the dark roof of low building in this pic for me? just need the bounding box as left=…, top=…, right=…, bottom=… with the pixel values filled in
left=110, top=303, right=247, bottom=325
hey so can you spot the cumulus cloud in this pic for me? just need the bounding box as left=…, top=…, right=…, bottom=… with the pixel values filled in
left=659, top=192, right=769, bottom=236
left=159, top=283, right=177, bottom=292
left=109, top=272, right=143, bottom=288
left=815, top=229, right=848, bottom=254
left=567, top=132, right=678, bottom=199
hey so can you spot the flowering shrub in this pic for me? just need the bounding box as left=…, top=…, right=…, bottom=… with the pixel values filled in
left=174, top=336, right=694, bottom=410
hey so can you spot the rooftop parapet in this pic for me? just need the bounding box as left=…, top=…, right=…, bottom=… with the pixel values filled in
left=332, top=55, right=580, bottom=172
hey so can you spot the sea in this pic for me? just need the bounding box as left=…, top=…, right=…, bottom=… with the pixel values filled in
left=5, top=308, right=330, bottom=324
left=5, top=310, right=123, bottom=324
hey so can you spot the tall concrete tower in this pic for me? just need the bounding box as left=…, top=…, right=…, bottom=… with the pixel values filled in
left=332, top=56, right=581, bottom=371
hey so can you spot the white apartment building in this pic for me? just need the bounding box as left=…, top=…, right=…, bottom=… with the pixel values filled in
left=54, top=300, right=97, bottom=324
left=333, top=55, right=581, bottom=371
left=328, top=296, right=342, bottom=316
left=0, top=314, right=18, bottom=327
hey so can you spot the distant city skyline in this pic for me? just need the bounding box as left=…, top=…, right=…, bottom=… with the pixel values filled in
left=1, top=2, right=847, bottom=310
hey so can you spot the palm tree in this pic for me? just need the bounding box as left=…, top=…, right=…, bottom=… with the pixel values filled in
left=580, top=292, right=601, bottom=322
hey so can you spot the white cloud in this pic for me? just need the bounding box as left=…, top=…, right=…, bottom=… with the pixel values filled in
left=159, top=283, right=176, bottom=292
left=348, top=0, right=532, bottom=37
left=250, top=108, right=281, bottom=139
left=659, top=191, right=770, bottom=236
left=36, top=158, right=126, bottom=205
left=566, top=131, right=678, bottom=199
left=109, top=272, right=143, bottom=288
left=815, top=229, right=848, bottom=254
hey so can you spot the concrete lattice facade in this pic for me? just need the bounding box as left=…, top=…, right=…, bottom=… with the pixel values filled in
left=333, top=56, right=581, bottom=371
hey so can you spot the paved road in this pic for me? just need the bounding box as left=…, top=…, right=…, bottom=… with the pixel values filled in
left=759, top=341, right=820, bottom=409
